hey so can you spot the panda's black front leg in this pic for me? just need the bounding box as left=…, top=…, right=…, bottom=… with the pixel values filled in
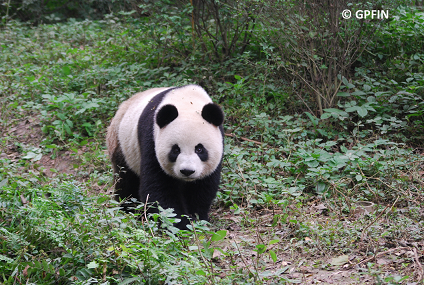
left=153, top=188, right=193, bottom=229
left=185, top=194, right=212, bottom=222
left=185, top=176, right=219, bottom=223
left=149, top=197, right=192, bottom=230
left=139, top=179, right=193, bottom=229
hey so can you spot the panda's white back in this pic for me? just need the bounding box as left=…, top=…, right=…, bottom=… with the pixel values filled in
left=118, top=87, right=171, bottom=175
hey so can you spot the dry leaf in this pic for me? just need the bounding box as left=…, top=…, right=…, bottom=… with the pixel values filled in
left=313, top=203, right=327, bottom=210
left=20, top=194, right=28, bottom=204
left=23, top=264, right=30, bottom=277
left=330, top=255, right=349, bottom=266
left=377, top=258, right=392, bottom=265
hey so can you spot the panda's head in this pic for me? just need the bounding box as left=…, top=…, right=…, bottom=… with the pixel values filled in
left=154, top=100, right=224, bottom=182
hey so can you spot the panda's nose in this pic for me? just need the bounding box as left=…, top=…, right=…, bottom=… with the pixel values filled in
left=180, top=169, right=195, bottom=177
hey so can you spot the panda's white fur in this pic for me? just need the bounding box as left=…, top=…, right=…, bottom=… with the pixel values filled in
left=154, top=86, right=223, bottom=181
left=106, top=85, right=224, bottom=229
left=117, top=87, right=171, bottom=175
left=117, top=85, right=223, bottom=180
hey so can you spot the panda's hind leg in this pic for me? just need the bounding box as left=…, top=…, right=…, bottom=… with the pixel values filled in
left=111, top=145, right=140, bottom=207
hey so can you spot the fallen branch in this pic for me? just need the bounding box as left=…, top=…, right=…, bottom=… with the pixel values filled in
left=225, top=133, right=262, bottom=145
left=356, top=247, right=410, bottom=266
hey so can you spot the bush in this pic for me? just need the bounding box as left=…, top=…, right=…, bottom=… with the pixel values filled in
left=137, top=0, right=257, bottom=63
left=257, top=0, right=386, bottom=115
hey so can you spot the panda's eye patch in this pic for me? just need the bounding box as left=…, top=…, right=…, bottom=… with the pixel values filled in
left=172, top=145, right=181, bottom=154
left=169, top=144, right=180, bottom=162
left=195, top=144, right=204, bottom=154
left=195, top=144, right=208, bottom=161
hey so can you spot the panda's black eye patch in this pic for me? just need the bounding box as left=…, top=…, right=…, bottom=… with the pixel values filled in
left=169, top=144, right=180, bottom=162
left=195, top=144, right=208, bottom=161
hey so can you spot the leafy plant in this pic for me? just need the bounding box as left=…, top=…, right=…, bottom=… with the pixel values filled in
left=40, top=92, right=104, bottom=140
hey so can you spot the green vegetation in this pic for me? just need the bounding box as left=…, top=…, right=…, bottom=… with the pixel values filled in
left=1, top=1, right=424, bottom=284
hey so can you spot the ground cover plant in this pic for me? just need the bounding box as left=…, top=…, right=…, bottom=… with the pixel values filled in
left=1, top=2, right=424, bottom=284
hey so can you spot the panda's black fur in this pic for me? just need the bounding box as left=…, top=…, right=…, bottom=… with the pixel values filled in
left=107, top=85, right=224, bottom=229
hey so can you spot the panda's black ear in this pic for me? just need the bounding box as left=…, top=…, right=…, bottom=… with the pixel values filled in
left=156, top=104, right=179, bottom=128
left=202, top=103, right=224, bottom=127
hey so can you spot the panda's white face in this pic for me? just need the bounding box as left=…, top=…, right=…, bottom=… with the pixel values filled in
left=155, top=119, right=223, bottom=181
left=115, top=85, right=223, bottom=179
left=153, top=86, right=224, bottom=181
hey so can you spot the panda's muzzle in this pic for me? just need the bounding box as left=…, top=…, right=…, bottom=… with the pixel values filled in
left=180, top=169, right=195, bottom=177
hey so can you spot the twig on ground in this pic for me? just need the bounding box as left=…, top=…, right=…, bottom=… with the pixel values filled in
left=356, top=247, right=410, bottom=266
left=413, top=247, right=424, bottom=282
left=360, top=196, right=399, bottom=242
left=225, top=133, right=262, bottom=145
left=144, top=194, right=155, bottom=237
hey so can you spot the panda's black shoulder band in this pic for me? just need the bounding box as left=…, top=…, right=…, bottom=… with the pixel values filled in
left=157, top=104, right=179, bottom=128
left=202, top=103, right=224, bottom=127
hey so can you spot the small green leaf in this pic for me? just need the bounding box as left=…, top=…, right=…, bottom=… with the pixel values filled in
left=87, top=261, right=99, bottom=269
left=363, top=84, right=371, bottom=91
left=33, top=153, right=42, bottom=161
left=337, top=91, right=350, bottom=97
left=97, top=196, right=109, bottom=204
left=196, top=270, right=207, bottom=276
left=367, top=96, right=376, bottom=102
left=357, top=107, right=368, bottom=117
left=351, top=91, right=366, bottom=96
left=22, top=152, right=37, bottom=160
left=62, top=65, right=71, bottom=76
left=321, top=113, right=332, bottom=119
left=306, top=160, right=319, bottom=168
left=42, top=260, right=49, bottom=271
left=57, top=113, right=66, bottom=120
left=316, top=182, right=327, bottom=193
left=256, top=244, right=267, bottom=254
left=45, top=144, right=57, bottom=149
left=0, top=178, right=8, bottom=188
left=269, top=250, right=277, bottom=262
left=211, top=230, right=227, bottom=242
left=64, top=123, right=72, bottom=135
left=345, top=106, right=359, bottom=113
left=26, top=75, right=35, bottom=82
left=304, top=112, right=319, bottom=126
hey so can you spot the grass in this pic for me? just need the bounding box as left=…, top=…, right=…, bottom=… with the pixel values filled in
left=1, top=9, right=424, bottom=284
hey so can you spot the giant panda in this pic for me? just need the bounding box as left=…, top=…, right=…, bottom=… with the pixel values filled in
left=106, top=85, right=224, bottom=229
